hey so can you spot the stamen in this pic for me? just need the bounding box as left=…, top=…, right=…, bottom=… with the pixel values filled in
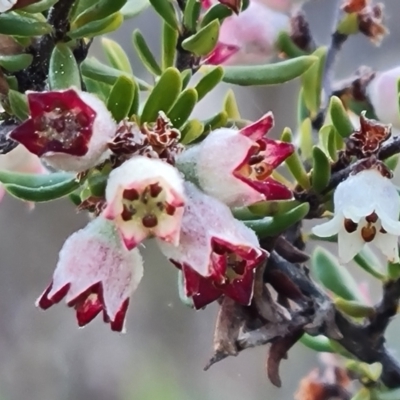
left=366, top=212, right=378, bottom=224
left=361, top=225, right=376, bottom=242
left=142, top=214, right=158, bottom=228
left=149, top=182, right=163, bottom=198
left=123, top=188, right=139, bottom=201
left=344, top=218, right=358, bottom=233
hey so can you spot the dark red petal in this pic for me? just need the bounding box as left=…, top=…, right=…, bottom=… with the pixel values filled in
left=37, top=282, right=70, bottom=310
left=240, top=176, right=293, bottom=201
left=201, top=0, right=214, bottom=9
left=260, top=138, right=294, bottom=169
left=75, top=295, right=103, bottom=327
left=109, top=298, right=130, bottom=332
left=203, top=42, right=240, bottom=65
left=240, top=112, right=274, bottom=141
left=222, top=269, right=255, bottom=305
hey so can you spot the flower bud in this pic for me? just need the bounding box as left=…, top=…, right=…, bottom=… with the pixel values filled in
left=367, top=66, right=400, bottom=130
left=103, top=156, right=185, bottom=250
left=9, top=88, right=116, bottom=172
left=36, top=217, right=143, bottom=332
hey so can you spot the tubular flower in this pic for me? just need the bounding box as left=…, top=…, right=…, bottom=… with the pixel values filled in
left=103, top=156, right=185, bottom=250
left=178, top=112, right=294, bottom=207
left=36, top=217, right=143, bottom=332
left=312, top=168, right=400, bottom=263
left=367, top=66, right=400, bottom=130
left=203, top=1, right=289, bottom=65
left=0, top=145, right=47, bottom=207
left=9, top=88, right=116, bottom=172
left=157, top=182, right=266, bottom=309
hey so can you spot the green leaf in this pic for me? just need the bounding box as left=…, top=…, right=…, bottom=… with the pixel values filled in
left=107, top=75, right=136, bottom=121
left=223, top=89, right=241, bottom=119
left=181, top=119, right=204, bottom=144
left=329, top=96, right=354, bottom=138
left=140, top=67, right=182, bottom=123
left=49, top=43, right=81, bottom=90
left=276, top=31, right=307, bottom=58
left=73, top=0, right=127, bottom=27
left=349, top=388, right=371, bottom=400
left=243, top=203, right=310, bottom=237
left=69, top=12, right=123, bottom=39
left=246, top=199, right=299, bottom=217
left=132, top=29, right=162, bottom=75
left=180, top=69, right=192, bottom=89
left=149, top=0, right=179, bottom=30
left=120, top=0, right=149, bottom=19
left=167, top=88, right=198, bottom=128
left=281, top=128, right=310, bottom=190
left=300, top=334, right=334, bottom=353
left=337, top=12, right=359, bottom=35
left=384, top=154, right=400, bottom=171
left=200, top=3, right=232, bottom=28
left=222, top=56, right=317, bottom=86
left=162, top=21, right=178, bottom=70
left=0, top=54, right=33, bottom=72
left=0, top=12, right=52, bottom=36
left=298, top=117, right=313, bottom=160
left=311, top=247, right=364, bottom=302
left=182, top=19, right=220, bottom=56
left=183, top=0, right=202, bottom=31
left=81, top=58, right=152, bottom=90
left=301, top=46, right=327, bottom=116
left=0, top=171, right=81, bottom=202
left=195, top=66, right=224, bottom=101
left=83, top=77, right=111, bottom=102
left=311, top=146, right=331, bottom=193
left=327, top=126, right=339, bottom=161
left=129, top=79, right=140, bottom=116
left=102, top=38, right=133, bottom=74
left=8, top=90, right=29, bottom=121
left=202, top=111, right=228, bottom=134
left=20, top=0, right=59, bottom=12
left=334, top=298, right=374, bottom=318
left=353, top=247, right=385, bottom=280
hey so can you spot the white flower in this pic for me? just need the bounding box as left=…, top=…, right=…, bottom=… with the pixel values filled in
left=0, top=0, right=16, bottom=12
left=312, top=169, right=400, bottom=263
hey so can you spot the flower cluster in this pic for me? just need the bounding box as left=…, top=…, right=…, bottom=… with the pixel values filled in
left=5, top=88, right=294, bottom=332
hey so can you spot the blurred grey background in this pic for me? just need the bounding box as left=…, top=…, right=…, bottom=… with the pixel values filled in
left=1, top=1, right=400, bottom=399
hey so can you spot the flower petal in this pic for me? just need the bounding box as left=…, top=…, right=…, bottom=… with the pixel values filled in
left=239, top=112, right=274, bottom=141
left=373, top=232, right=399, bottom=263
left=338, top=228, right=365, bottom=263
left=312, top=216, right=342, bottom=238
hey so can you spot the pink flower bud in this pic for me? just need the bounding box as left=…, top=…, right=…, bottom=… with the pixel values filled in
left=178, top=112, right=294, bottom=207
left=204, top=1, right=289, bottom=65
left=36, top=217, right=143, bottom=332
left=9, top=88, right=116, bottom=172
left=158, top=182, right=266, bottom=308
left=103, top=156, right=185, bottom=250
left=367, top=66, right=400, bottom=130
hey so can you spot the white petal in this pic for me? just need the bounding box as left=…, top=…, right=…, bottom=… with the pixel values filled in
left=373, top=232, right=399, bottom=263
left=338, top=229, right=365, bottom=263
left=378, top=211, right=400, bottom=236
left=312, top=216, right=342, bottom=237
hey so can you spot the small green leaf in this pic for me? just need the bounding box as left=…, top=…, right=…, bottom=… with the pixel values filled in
left=301, top=46, right=327, bottom=116
left=0, top=171, right=80, bottom=202
left=183, top=0, right=202, bottom=31
left=162, top=21, right=179, bottom=70
left=329, top=96, right=354, bottom=138
left=73, top=0, right=127, bottom=28
left=223, top=89, right=241, bottom=119
left=349, top=388, right=371, bottom=400
left=149, top=0, right=179, bottom=30
left=20, top=0, right=59, bottom=13
left=222, top=56, right=317, bottom=86
left=311, top=247, right=364, bottom=302
left=354, top=247, right=385, bottom=280
left=181, top=119, right=204, bottom=144
left=300, top=334, right=334, bottom=353
left=387, top=261, right=400, bottom=280
left=311, top=146, right=331, bottom=193
left=195, top=66, right=224, bottom=101
left=168, top=88, right=198, bottom=129
left=87, top=173, right=108, bottom=197
left=337, top=13, right=359, bottom=35
left=276, top=31, right=307, bottom=58
left=299, top=117, right=313, bottom=160
left=384, top=154, right=400, bottom=171
left=132, top=29, right=162, bottom=75
left=49, top=43, right=81, bottom=90
left=107, top=75, right=136, bottom=121
left=69, top=12, right=123, bottom=40
left=200, top=3, right=232, bottom=28
left=347, top=360, right=382, bottom=383
left=281, top=128, right=310, bottom=190
left=102, top=37, right=133, bottom=74
left=140, top=67, right=182, bottom=123
left=129, top=79, right=140, bottom=116
left=182, top=19, right=220, bottom=56
left=8, top=90, right=29, bottom=121
left=81, top=58, right=151, bottom=90
left=246, top=199, right=299, bottom=217
left=297, top=88, right=309, bottom=123
left=0, top=12, right=52, bottom=36
left=327, top=126, right=338, bottom=161
left=180, top=69, right=192, bottom=89
left=0, top=54, right=33, bottom=72
left=243, top=203, right=310, bottom=237
left=120, top=0, right=149, bottom=19
left=83, top=77, right=111, bottom=102
left=334, top=298, right=374, bottom=318
left=202, top=111, right=228, bottom=134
